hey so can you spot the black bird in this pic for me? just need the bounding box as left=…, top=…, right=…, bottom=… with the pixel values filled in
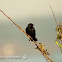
left=26, top=23, right=38, bottom=41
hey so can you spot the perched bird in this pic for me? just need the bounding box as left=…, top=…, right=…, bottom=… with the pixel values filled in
left=26, top=23, right=37, bottom=41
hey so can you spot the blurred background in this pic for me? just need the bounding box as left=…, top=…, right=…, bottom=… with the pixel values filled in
left=0, top=0, right=62, bottom=62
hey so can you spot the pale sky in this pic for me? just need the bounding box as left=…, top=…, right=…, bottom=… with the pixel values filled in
left=0, top=0, right=62, bottom=18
